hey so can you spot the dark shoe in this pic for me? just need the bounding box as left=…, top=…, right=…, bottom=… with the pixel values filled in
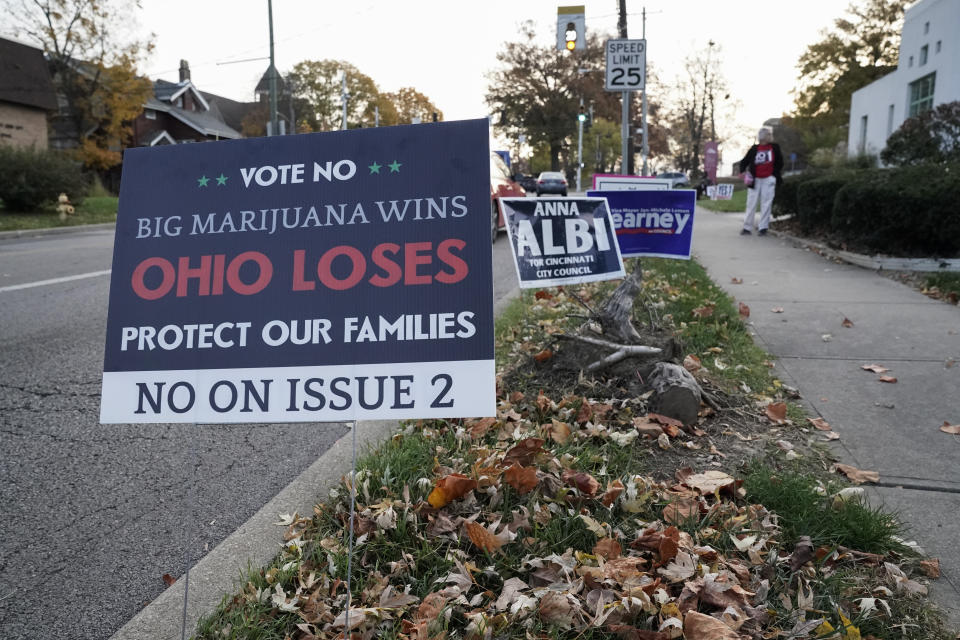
left=740, top=229, right=752, bottom=235
left=758, top=229, right=768, bottom=236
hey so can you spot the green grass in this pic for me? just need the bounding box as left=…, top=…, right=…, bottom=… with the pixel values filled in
left=696, top=188, right=747, bottom=212
left=924, top=272, right=960, bottom=302
left=0, top=196, right=118, bottom=231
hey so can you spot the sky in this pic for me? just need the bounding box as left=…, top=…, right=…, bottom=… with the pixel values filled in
left=16, top=0, right=857, bottom=171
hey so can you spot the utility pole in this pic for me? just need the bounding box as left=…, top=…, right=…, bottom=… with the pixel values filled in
left=618, top=0, right=630, bottom=174
left=341, top=72, right=349, bottom=130
left=267, top=0, right=279, bottom=136
left=641, top=7, right=649, bottom=175
left=374, top=105, right=379, bottom=127
left=576, top=98, right=584, bottom=192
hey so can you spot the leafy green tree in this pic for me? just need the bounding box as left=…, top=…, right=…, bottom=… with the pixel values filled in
left=382, top=87, right=443, bottom=125
left=881, top=101, right=960, bottom=166
left=792, top=0, right=907, bottom=151
left=287, top=60, right=381, bottom=130
left=7, top=0, right=154, bottom=169
left=581, top=117, right=621, bottom=181
left=486, top=21, right=623, bottom=171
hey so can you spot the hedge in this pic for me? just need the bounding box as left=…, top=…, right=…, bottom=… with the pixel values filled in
left=794, top=172, right=856, bottom=233
left=0, top=146, right=89, bottom=212
left=773, top=170, right=824, bottom=218
left=831, top=163, right=960, bottom=257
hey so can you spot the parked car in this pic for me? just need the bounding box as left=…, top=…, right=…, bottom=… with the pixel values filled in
left=536, top=171, right=568, bottom=196
left=490, top=152, right=526, bottom=243
left=657, top=171, right=690, bottom=189
left=514, top=173, right=539, bottom=193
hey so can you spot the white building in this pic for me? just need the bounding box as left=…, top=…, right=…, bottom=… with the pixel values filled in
left=847, top=0, right=960, bottom=157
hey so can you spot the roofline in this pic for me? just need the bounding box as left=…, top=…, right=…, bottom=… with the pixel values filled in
left=168, top=81, right=210, bottom=111
left=148, top=130, right=176, bottom=146
left=165, top=108, right=241, bottom=139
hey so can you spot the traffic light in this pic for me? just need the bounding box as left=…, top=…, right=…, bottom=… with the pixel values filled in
left=556, top=6, right=585, bottom=52
left=578, top=106, right=586, bottom=123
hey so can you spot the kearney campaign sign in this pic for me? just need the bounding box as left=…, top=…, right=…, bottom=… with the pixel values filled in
left=101, top=119, right=495, bottom=424
left=586, top=189, right=696, bottom=259
left=500, top=197, right=624, bottom=288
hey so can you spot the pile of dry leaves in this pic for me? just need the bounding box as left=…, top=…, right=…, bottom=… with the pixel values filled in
left=209, top=385, right=941, bottom=640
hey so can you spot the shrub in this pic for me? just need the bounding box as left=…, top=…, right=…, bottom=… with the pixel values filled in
left=0, top=146, right=89, bottom=212
left=795, top=172, right=855, bottom=232
left=773, top=172, right=819, bottom=217
left=832, top=163, right=960, bottom=256
left=881, top=101, right=960, bottom=166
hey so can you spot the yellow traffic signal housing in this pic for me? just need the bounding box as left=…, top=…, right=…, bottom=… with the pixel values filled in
left=557, top=6, right=585, bottom=52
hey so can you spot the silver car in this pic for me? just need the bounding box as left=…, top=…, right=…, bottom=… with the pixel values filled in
left=657, top=171, right=690, bottom=189
left=535, top=171, right=568, bottom=196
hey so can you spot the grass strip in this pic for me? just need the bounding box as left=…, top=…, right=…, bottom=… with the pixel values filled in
left=0, top=196, right=118, bottom=231
left=697, top=189, right=747, bottom=213
left=193, top=257, right=951, bottom=640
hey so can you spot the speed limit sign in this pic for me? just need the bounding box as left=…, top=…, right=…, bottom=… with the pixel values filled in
left=605, top=39, right=646, bottom=91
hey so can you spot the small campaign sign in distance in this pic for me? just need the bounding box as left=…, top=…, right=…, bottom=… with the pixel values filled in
left=710, top=184, right=734, bottom=200
left=592, top=174, right=670, bottom=191
left=605, top=39, right=646, bottom=91
left=587, top=190, right=696, bottom=260
left=100, top=119, right=495, bottom=424
left=500, top=197, right=625, bottom=288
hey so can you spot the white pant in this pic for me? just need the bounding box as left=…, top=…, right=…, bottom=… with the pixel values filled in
left=743, top=176, right=776, bottom=231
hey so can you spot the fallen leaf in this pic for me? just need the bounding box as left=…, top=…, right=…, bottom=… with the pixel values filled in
left=683, top=610, right=739, bottom=640
left=161, top=573, right=176, bottom=586
left=543, top=419, right=570, bottom=444
left=920, top=558, right=941, bottom=578
left=536, top=391, right=553, bottom=412
left=608, top=624, right=672, bottom=640
left=807, top=417, right=832, bottom=431
left=663, top=498, right=700, bottom=524
left=533, top=349, right=553, bottom=363
left=683, top=470, right=735, bottom=495
left=939, top=422, right=960, bottom=434
left=683, top=354, right=702, bottom=372
left=861, top=363, right=890, bottom=374
left=504, top=463, right=538, bottom=495
left=601, top=479, right=625, bottom=507
left=464, top=520, right=514, bottom=554
left=562, top=469, right=600, bottom=496
left=691, top=304, right=714, bottom=318
left=538, top=591, right=576, bottom=628
left=648, top=412, right=684, bottom=429
left=765, top=402, right=788, bottom=425
left=823, top=431, right=841, bottom=440
left=789, top=536, right=814, bottom=572
left=534, top=290, right=553, bottom=300
left=730, top=277, right=743, bottom=284
left=841, top=317, right=854, bottom=327
left=878, top=375, right=898, bottom=383
left=503, top=438, right=545, bottom=466
left=834, top=463, right=880, bottom=484
left=821, top=333, right=833, bottom=342
left=738, top=302, right=750, bottom=319
left=771, top=306, right=784, bottom=313
left=467, top=417, right=496, bottom=438
left=427, top=473, right=477, bottom=508
left=658, top=550, right=697, bottom=581
left=593, top=538, right=622, bottom=560
left=657, top=433, right=671, bottom=450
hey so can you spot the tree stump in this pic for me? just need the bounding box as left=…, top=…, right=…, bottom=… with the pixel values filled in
left=647, top=362, right=703, bottom=427
left=598, top=260, right=643, bottom=344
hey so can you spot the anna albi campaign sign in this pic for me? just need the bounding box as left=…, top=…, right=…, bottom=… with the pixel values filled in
left=101, top=119, right=494, bottom=424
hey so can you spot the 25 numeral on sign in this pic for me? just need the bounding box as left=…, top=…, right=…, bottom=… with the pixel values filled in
left=608, top=67, right=642, bottom=88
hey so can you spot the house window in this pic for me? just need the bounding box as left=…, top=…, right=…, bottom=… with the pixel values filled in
left=145, top=109, right=156, bottom=120
left=936, top=40, right=941, bottom=53
left=887, top=104, right=895, bottom=136
left=908, top=55, right=913, bottom=67
left=859, top=115, right=868, bottom=152
left=920, top=45, right=928, bottom=66
left=908, top=72, right=936, bottom=117
left=924, top=21, right=929, bottom=34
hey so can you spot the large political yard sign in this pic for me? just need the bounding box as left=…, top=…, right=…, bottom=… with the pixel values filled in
left=101, top=119, right=495, bottom=424
left=500, top=197, right=624, bottom=288
left=586, top=189, right=696, bottom=259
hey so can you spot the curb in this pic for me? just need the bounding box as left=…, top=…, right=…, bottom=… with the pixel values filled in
left=0, top=222, right=116, bottom=242
left=109, top=419, right=397, bottom=640
left=769, top=228, right=960, bottom=273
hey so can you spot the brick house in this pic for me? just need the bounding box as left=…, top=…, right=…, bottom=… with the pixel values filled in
left=0, top=37, right=58, bottom=148
left=130, top=60, right=242, bottom=146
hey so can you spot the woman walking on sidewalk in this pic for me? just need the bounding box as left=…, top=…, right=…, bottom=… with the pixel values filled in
left=738, top=128, right=784, bottom=236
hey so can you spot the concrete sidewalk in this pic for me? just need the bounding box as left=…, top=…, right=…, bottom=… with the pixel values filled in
left=692, top=208, right=960, bottom=628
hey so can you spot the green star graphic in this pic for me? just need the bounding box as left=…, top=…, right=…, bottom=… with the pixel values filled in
left=368, top=161, right=382, bottom=174
left=215, top=173, right=228, bottom=186
left=388, top=160, right=402, bottom=173
left=197, top=175, right=210, bottom=187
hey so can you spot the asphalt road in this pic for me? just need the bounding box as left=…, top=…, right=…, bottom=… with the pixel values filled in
left=0, top=226, right=518, bottom=639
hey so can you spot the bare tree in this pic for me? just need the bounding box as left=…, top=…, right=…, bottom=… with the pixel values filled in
left=666, top=42, right=728, bottom=176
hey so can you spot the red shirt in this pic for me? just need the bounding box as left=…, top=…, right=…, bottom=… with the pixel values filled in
left=754, top=144, right=774, bottom=178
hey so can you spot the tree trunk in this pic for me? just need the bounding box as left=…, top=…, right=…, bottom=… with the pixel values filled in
left=598, top=260, right=643, bottom=343
left=647, top=362, right=703, bottom=427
